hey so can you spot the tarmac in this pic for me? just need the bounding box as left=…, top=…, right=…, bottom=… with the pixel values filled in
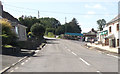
left=0, top=43, right=45, bottom=74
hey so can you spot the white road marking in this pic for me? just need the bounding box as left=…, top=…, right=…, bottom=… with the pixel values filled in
left=28, top=58, right=31, bottom=60
left=12, top=64, right=15, bottom=66
left=35, top=50, right=39, bottom=53
left=72, top=52, right=77, bottom=56
left=10, top=70, right=14, bottom=72
left=21, top=62, right=25, bottom=65
left=96, top=71, right=102, bottom=74
left=15, top=67, right=19, bottom=70
left=67, top=49, right=71, bottom=52
left=34, top=54, right=37, bottom=56
left=25, top=60, right=28, bottom=62
left=107, top=54, right=119, bottom=59
left=79, top=58, right=90, bottom=66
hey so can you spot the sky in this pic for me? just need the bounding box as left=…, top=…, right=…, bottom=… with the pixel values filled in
left=0, top=0, right=119, bottom=33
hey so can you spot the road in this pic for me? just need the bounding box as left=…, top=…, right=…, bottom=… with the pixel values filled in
left=7, top=39, right=118, bottom=73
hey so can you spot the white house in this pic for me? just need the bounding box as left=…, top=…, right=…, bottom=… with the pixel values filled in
left=0, top=1, right=2, bottom=18
left=106, top=15, right=120, bottom=48
left=0, top=1, right=27, bottom=41
left=97, top=27, right=108, bottom=45
left=98, top=15, right=120, bottom=49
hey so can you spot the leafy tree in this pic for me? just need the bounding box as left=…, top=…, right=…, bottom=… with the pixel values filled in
left=30, top=23, right=45, bottom=39
left=19, top=16, right=61, bottom=35
left=64, top=18, right=82, bottom=33
left=45, top=28, right=56, bottom=35
left=97, top=19, right=106, bottom=31
left=55, top=25, right=65, bottom=35
left=39, top=17, right=61, bottom=28
left=19, top=16, right=40, bottom=33
left=47, top=32, right=55, bottom=38
left=0, top=19, right=18, bottom=46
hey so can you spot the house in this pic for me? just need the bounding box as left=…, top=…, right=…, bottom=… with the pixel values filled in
left=97, top=27, right=108, bottom=45
left=0, top=1, right=27, bottom=41
left=106, top=15, right=120, bottom=48
left=97, top=15, right=120, bottom=49
left=0, top=1, right=3, bottom=18
left=83, top=28, right=97, bottom=42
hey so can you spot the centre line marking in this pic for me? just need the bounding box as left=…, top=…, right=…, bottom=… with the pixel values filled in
left=15, top=67, right=19, bottom=70
left=72, top=52, right=77, bottom=56
left=25, top=60, right=28, bottom=62
left=21, top=62, right=25, bottom=65
left=28, top=58, right=31, bottom=60
left=79, top=58, right=90, bottom=66
left=67, top=49, right=71, bottom=51
left=96, top=71, right=102, bottom=74
left=10, top=70, right=14, bottom=72
left=34, top=54, right=37, bottom=56
left=35, top=50, right=39, bottom=53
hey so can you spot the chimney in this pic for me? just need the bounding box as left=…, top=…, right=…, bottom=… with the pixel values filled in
left=0, top=1, right=3, bottom=17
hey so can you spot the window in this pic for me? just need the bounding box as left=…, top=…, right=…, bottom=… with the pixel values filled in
left=117, top=39, right=119, bottom=46
left=15, top=26, right=19, bottom=34
left=117, top=24, right=119, bottom=31
left=109, top=26, right=111, bottom=33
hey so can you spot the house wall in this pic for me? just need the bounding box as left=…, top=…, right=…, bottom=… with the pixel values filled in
left=107, top=22, right=119, bottom=47
left=18, top=24, right=27, bottom=41
left=0, top=1, right=3, bottom=17
left=11, top=23, right=27, bottom=41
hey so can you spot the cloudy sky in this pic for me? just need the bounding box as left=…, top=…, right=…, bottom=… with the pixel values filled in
left=1, top=0, right=119, bottom=33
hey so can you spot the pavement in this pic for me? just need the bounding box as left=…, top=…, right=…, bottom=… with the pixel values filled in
left=86, top=43, right=118, bottom=54
left=5, top=39, right=118, bottom=73
left=1, top=43, right=45, bottom=74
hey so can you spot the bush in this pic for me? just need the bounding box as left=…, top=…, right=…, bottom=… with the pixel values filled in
left=30, top=23, right=45, bottom=39
left=47, top=32, right=55, bottom=38
left=0, top=19, right=18, bottom=46
left=45, top=28, right=55, bottom=35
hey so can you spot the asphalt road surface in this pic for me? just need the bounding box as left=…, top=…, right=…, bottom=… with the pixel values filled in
left=7, top=39, right=118, bottom=73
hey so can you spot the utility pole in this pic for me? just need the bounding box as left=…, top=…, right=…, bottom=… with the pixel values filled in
left=38, top=11, right=40, bottom=18
left=65, top=17, right=67, bottom=33
left=65, top=17, right=67, bottom=24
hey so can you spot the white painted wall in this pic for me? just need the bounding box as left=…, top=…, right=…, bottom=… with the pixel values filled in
left=107, top=22, right=119, bottom=47
left=18, top=24, right=27, bottom=41
left=0, top=1, right=2, bottom=17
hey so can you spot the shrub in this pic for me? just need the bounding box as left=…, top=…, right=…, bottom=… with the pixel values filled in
left=47, top=32, right=55, bottom=38
left=0, top=19, right=18, bottom=46
left=30, top=23, right=45, bottom=39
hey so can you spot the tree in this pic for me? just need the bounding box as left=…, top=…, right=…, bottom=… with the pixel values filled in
left=30, top=23, right=45, bottom=39
left=64, top=18, right=82, bottom=33
left=0, top=19, right=18, bottom=46
left=19, top=16, right=40, bottom=33
left=97, top=19, right=106, bottom=31
left=55, top=25, right=65, bottom=35
left=39, top=17, right=61, bottom=28
left=45, top=28, right=55, bottom=35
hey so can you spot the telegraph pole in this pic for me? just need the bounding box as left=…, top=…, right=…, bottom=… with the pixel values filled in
left=38, top=11, right=40, bottom=18
left=65, top=17, right=67, bottom=33
left=65, top=17, right=67, bottom=24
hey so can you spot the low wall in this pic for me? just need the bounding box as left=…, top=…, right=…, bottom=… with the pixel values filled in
left=2, top=47, right=21, bottom=54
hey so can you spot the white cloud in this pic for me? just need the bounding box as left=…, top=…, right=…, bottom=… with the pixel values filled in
left=87, top=11, right=95, bottom=15
left=83, top=11, right=95, bottom=19
left=81, top=28, right=91, bottom=33
left=1, top=0, right=119, bottom=3
left=93, top=4, right=102, bottom=9
left=85, top=4, right=106, bottom=9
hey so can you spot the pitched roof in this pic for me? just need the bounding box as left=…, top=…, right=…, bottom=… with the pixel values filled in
left=107, top=14, right=120, bottom=25
left=2, top=11, right=20, bottom=24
